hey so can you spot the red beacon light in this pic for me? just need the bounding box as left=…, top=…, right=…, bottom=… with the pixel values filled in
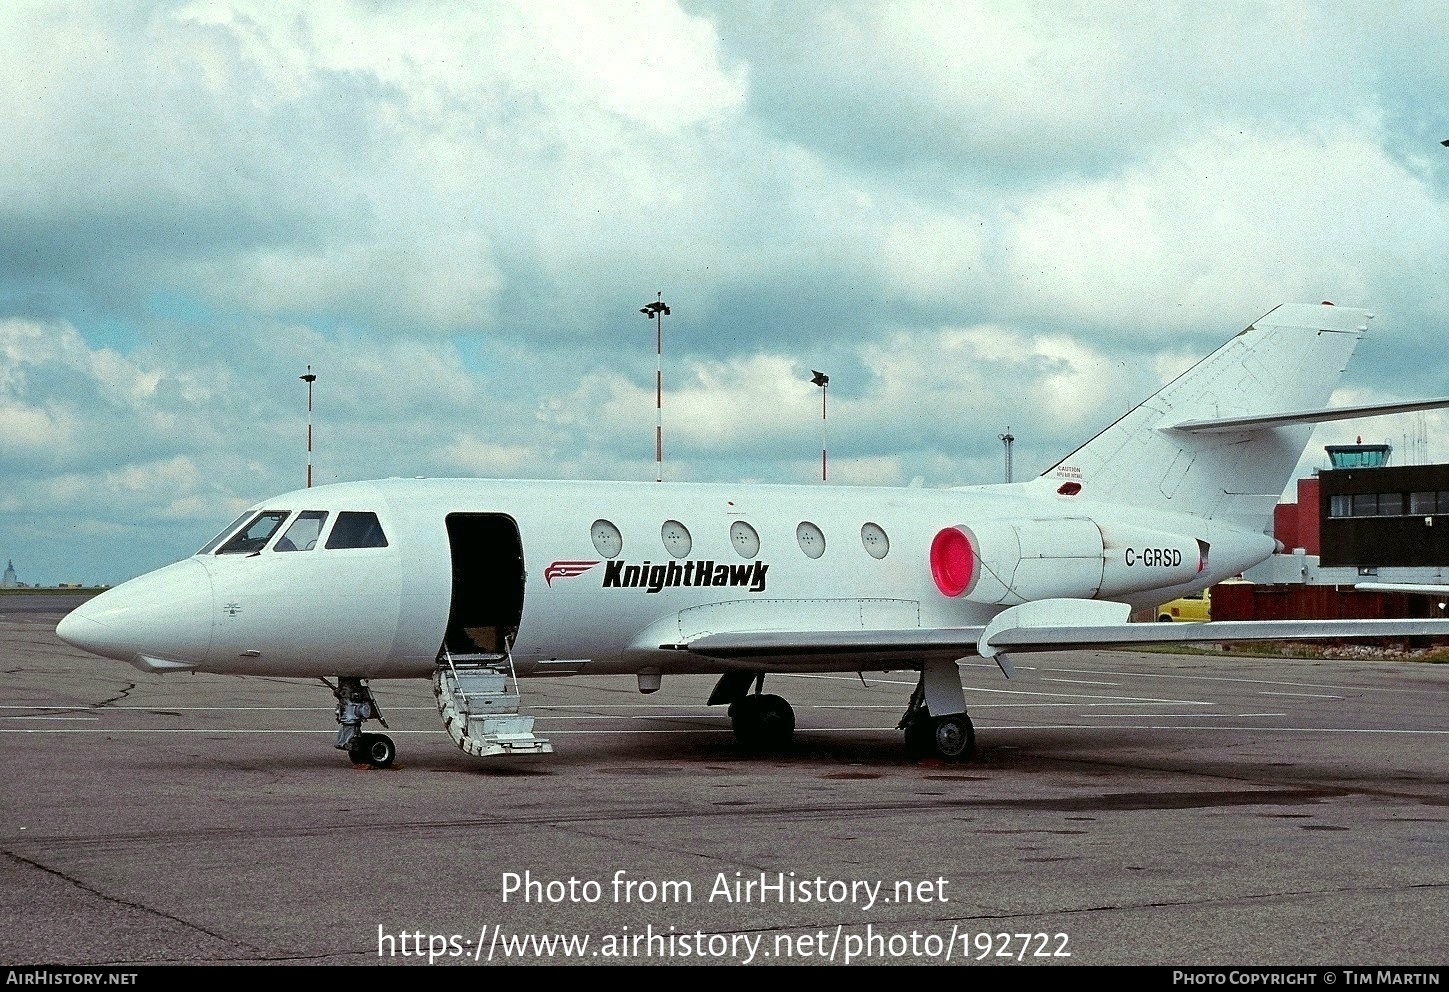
left=930, top=526, right=976, bottom=597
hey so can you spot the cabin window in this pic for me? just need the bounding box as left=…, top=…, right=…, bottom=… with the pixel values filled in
left=275, top=511, right=328, bottom=552
left=217, top=511, right=290, bottom=555
left=661, top=520, right=692, bottom=558
left=197, top=512, right=254, bottom=555
left=1410, top=492, right=1437, bottom=515
left=796, top=521, right=826, bottom=559
left=861, top=522, right=890, bottom=559
left=591, top=519, right=623, bottom=558
left=325, top=511, right=389, bottom=549
left=730, top=520, right=760, bottom=559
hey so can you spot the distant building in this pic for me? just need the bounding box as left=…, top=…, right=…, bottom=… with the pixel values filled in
left=1224, top=443, right=1449, bottom=622
left=1, top=560, right=16, bottom=588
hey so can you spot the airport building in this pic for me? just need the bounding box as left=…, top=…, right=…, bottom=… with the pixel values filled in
left=1218, top=443, right=1449, bottom=620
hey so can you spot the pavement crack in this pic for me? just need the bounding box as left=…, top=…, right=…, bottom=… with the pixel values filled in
left=1, top=848, right=263, bottom=953
left=90, top=682, right=136, bottom=709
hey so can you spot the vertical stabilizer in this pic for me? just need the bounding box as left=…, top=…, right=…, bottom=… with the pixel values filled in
left=1031, top=304, right=1372, bottom=531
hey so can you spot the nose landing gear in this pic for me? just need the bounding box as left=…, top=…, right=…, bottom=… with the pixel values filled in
left=329, top=677, right=395, bottom=768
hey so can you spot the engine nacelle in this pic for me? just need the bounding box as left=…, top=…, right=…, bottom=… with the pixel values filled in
left=1097, top=524, right=1204, bottom=597
left=930, top=519, right=1203, bottom=605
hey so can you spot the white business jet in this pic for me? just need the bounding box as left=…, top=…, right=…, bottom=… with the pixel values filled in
left=55, top=303, right=1449, bottom=767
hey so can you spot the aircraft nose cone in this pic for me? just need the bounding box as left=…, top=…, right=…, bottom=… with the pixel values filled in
left=56, top=559, right=213, bottom=669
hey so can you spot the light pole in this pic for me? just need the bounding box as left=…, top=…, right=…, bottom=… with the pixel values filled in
left=640, top=294, right=670, bottom=482
left=999, top=427, right=1014, bottom=483
left=300, top=366, right=316, bottom=488
left=811, top=370, right=829, bottom=482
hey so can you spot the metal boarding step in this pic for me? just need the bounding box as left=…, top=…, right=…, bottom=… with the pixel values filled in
left=433, top=650, right=553, bottom=757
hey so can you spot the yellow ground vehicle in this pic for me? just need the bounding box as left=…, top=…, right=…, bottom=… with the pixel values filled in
left=1157, top=588, right=1210, bottom=622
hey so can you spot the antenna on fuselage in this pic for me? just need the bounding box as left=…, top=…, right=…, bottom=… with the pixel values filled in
left=300, top=366, right=317, bottom=488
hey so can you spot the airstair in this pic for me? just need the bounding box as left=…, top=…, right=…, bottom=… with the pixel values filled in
left=433, top=649, right=553, bottom=757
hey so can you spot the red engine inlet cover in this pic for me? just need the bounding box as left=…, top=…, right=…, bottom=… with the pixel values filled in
left=930, top=526, right=976, bottom=597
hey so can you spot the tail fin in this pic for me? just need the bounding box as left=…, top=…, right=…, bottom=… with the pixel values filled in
left=1031, top=303, right=1372, bottom=531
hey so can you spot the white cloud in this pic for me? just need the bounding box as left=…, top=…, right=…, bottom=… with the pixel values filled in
left=1001, top=128, right=1449, bottom=334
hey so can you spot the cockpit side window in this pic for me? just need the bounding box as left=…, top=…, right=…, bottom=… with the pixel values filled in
left=217, top=511, right=291, bottom=555
left=197, top=512, right=254, bottom=555
left=325, top=511, right=389, bottom=549
left=274, top=511, right=328, bottom=552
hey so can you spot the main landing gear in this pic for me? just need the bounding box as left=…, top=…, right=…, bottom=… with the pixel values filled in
left=709, top=672, right=796, bottom=750
left=898, top=660, right=975, bottom=762
left=330, top=677, right=396, bottom=768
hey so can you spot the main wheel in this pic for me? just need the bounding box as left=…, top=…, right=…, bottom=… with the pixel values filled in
left=730, top=694, right=795, bottom=750
left=903, top=716, right=934, bottom=759
left=350, top=732, right=397, bottom=768
left=930, top=714, right=975, bottom=762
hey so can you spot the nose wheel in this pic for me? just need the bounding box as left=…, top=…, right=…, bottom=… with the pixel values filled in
left=349, top=731, right=397, bottom=769
left=329, top=677, right=395, bottom=768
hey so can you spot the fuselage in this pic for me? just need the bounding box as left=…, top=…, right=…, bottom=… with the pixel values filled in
left=56, top=476, right=1275, bottom=679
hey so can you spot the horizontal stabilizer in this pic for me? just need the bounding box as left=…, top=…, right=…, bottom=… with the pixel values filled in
left=1162, top=397, right=1449, bottom=435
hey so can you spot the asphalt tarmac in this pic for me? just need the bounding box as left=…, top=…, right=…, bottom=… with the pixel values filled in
left=1, top=605, right=1445, bottom=967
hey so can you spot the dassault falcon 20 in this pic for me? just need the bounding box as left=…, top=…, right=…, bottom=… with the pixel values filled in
left=56, top=303, right=1449, bottom=766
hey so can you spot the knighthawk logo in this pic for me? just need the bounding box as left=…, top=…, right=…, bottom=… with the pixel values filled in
left=542, top=558, right=770, bottom=593
left=603, top=559, right=769, bottom=594
left=543, top=560, right=601, bottom=586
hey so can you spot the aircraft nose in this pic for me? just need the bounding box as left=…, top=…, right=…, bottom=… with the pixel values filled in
left=56, top=559, right=213, bottom=670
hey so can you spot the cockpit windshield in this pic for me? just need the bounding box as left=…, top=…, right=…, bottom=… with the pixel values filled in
left=275, top=511, right=328, bottom=552
left=197, top=512, right=255, bottom=555
left=216, top=511, right=290, bottom=555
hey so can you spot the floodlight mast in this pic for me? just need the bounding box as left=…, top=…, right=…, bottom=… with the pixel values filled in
left=640, top=294, right=670, bottom=482
left=300, top=366, right=317, bottom=488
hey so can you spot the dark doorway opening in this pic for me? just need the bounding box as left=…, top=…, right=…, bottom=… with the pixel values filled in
left=443, top=514, right=525, bottom=657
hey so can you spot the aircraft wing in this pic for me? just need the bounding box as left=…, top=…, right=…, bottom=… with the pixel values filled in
left=683, top=618, right=1449, bottom=658
left=678, top=598, right=1449, bottom=678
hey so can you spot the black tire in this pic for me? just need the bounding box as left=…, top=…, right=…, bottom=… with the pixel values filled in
left=731, top=694, right=795, bottom=750
left=930, top=714, right=975, bottom=762
left=903, top=716, right=933, bottom=759
left=753, top=694, right=795, bottom=749
left=1157, top=614, right=1174, bottom=623
left=351, top=732, right=397, bottom=768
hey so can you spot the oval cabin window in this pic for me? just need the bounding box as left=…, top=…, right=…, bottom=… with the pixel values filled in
left=730, top=520, right=760, bottom=559
left=661, top=520, right=693, bottom=558
left=860, top=522, right=890, bottom=559
left=591, top=519, right=623, bottom=559
left=796, top=521, right=826, bottom=559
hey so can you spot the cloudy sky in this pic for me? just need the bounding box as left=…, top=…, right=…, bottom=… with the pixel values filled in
left=3, top=1, right=1448, bottom=586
